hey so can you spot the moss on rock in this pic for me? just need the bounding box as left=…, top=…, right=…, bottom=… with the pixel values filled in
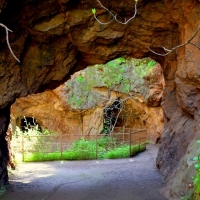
left=66, top=57, right=157, bottom=109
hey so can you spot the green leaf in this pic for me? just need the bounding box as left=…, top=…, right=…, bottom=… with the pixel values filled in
left=76, top=75, right=84, bottom=83
left=193, top=157, right=199, bottom=161
left=92, top=8, right=96, bottom=14
left=197, top=140, right=200, bottom=144
left=195, top=164, right=200, bottom=169
left=116, top=57, right=126, bottom=63
left=148, top=60, right=156, bottom=67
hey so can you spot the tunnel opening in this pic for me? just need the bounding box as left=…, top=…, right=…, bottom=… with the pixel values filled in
left=9, top=57, right=165, bottom=164
left=4, top=56, right=167, bottom=200
left=1, top=0, right=199, bottom=198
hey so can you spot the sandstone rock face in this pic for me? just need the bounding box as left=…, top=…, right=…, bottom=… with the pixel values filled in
left=11, top=57, right=164, bottom=144
left=0, top=0, right=199, bottom=199
left=11, top=88, right=164, bottom=144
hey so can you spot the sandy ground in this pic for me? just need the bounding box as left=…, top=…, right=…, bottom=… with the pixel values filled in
left=2, top=144, right=167, bottom=200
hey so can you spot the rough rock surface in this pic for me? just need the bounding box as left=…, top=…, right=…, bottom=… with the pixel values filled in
left=11, top=57, right=164, bottom=144
left=0, top=0, right=199, bottom=199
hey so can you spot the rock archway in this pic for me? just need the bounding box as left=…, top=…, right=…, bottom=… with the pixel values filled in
left=0, top=0, right=199, bottom=199
left=11, top=57, right=165, bottom=145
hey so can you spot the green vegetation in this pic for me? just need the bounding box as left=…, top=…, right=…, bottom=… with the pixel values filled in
left=0, top=186, right=7, bottom=196
left=13, top=135, right=146, bottom=162
left=12, top=119, right=146, bottom=162
left=15, top=117, right=57, bottom=137
left=148, top=60, right=156, bottom=67
left=66, top=57, right=157, bottom=109
left=104, top=144, right=145, bottom=159
left=184, top=140, right=200, bottom=200
left=23, top=152, right=61, bottom=162
left=76, top=75, right=84, bottom=83
left=92, top=8, right=96, bottom=14
left=102, top=119, right=111, bottom=134
left=192, top=140, right=200, bottom=199
left=12, top=118, right=58, bottom=164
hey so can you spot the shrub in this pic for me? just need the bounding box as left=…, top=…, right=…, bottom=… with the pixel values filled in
left=192, top=140, right=200, bottom=199
left=12, top=126, right=146, bottom=162
left=104, top=145, right=129, bottom=159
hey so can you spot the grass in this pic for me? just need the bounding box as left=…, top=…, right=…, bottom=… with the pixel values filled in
left=12, top=126, right=147, bottom=163
left=104, top=144, right=146, bottom=159
left=104, top=145, right=129, bottom=159
left=16, top=137, right=146, bottom=162
left=24, top=152, right=62, bottom=162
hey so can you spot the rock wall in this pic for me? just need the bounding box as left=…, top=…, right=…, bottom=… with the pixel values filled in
left=0, top=106, right=10, bottom=187
left=11, top=57, right=164, bottom=144
left=11, top=86, right=164, bottom=143
left=0, top=0, right=199, bottom=199
left=156, top=12, right=200, bottom=198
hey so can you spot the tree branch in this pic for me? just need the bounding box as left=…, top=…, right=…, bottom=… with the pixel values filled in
left=0, top=23, right=20, bottom=62
left=148, top=25, right=200, bottom=56
left=93, top=0, right=138, bottom=25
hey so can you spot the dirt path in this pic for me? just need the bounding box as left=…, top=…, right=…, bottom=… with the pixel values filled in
left=2, top=144, right=166, bottom=200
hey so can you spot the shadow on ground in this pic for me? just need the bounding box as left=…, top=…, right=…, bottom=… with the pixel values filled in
left=2, top=144, right=166, bottom=200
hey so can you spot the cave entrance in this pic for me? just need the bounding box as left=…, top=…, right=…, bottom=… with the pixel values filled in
left=20, top=116, right=42, bottom=132
left=102, top=97, right=148, bottom=136
left=102, top=98, right=121, bottom=134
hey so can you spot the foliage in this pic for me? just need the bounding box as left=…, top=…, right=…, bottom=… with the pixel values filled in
left=64, top=137, right=116, bottom=160
left=92, top=8, right=96, bottom=14
left=12, top=121, right=146, bottom=162
left=67, top=137, right=97, bottom=160
left=12, top=117, right=58, bottom=163
left=102, top=119, right=111, bottom=134
left=0, top=186, right=7, bottom=196
left=24, top=152, right=61, bottom=162
left=148, top=60, right=156, bottom=67
left=15, top=117, right=57, bottom=137
left=76, top=75, right=84, bottom=83
left=66, top=57, right=157, bottom=109
left=104, top=144, right=129, bottom=159
left=13, top=134, right=146, bottom=162
left=192, top=140, right=200, bottom=199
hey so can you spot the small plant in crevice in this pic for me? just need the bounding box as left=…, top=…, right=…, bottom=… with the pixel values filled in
left=192, top=140, right=200, bottom=200
left=148, top=60, right=156, bottom=67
